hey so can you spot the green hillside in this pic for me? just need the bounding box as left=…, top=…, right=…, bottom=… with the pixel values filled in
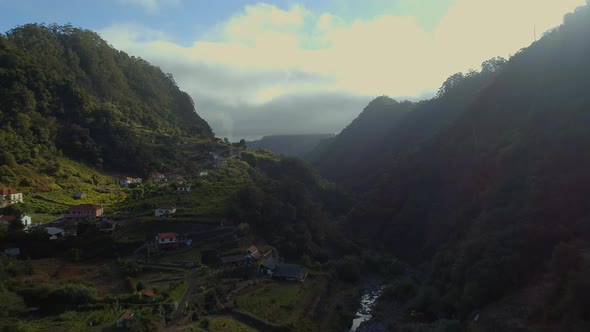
left=0, top=23, right=212, bottom=177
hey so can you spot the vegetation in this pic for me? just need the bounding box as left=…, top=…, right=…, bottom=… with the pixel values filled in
left=309, top=2, right=590, bottom=329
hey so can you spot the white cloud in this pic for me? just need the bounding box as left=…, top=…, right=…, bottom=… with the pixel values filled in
left=117, top=0, right=181, bottom=14
left=100, top=0, right=586, bottom=139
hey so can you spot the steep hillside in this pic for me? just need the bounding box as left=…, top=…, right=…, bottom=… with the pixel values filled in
left=0, top=24, right=212, bottom=177
left=339, top=3, right=590, bottom=328
left=247, top=134, right=334, bottom=157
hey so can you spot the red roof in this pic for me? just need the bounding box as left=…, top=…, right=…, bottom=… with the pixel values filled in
left=1, top=188, right=21, bottom=195
left=141, top=289, right=156, bottom=297
left=68, top=204, right=102, bottom=211
left=0, top=215, right=17, bottom=222
left=158, top=233, right=177, bottom=239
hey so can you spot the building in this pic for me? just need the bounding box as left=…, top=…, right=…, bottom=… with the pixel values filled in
left=272, top=264, right=307, bottom=282
left=221, top=254, right=247, bottom=266
left=116, top=310, right=134, bottom=328
left=0, top=214, right=32, bottom=228
left=199, top=171, right=208, bottom=177
left=176, top=184, right=191, bottom=193
left=3, top=247, right=20, bottom=257
left=246, top=246, right=263, bottom=261
left=150, top=172, right=167, bottom=183
left=259, top=257, right=279, bottom=275
left=154, top=205, right=176, bottom=217
left=64, top=204, right=104, bottom=222
left=1, top=188, right=23, bottom=207
left=167, top=173, right=184, bottom=181
left=156, top=232, right=179, bottom=249
left=120, top=177, right=142, bottom=187
left=214, top=157, right=228, bottom=168
left=45, top=227, right=65, bottom=240
left=73, top=192, right=86, bottom=199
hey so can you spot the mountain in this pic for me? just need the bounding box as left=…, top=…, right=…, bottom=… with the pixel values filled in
left=247, top=134, right=335, bottom=157
left=315, top=3, right=590, bottom=328
left=0, top=23, right=213, bottom=177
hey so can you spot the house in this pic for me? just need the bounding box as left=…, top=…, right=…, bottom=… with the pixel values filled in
left=116, top=310, right=134, bottom=328
left=1, top=188, right=23, bottom=207
left=214, top=157, right=228, bottom=168
left=141, top=288, right=156, bottom=301
left=156, top=232, right=179, bottom=249
left=259, top=257, right=279, bottom=275
left=98, top=219, right=117, bottom=232
left=3, top=247, right=20, bottom=257
left=151, top=172, right=167, bottom=183
left=0, top=214, right=32, bottom=228
left=64, top=204, right=104, bottom=222
left=246, top=246, right=263, bottom=261
left=221, top=254, right=247, bottom=266
left=272, top=263, right=307, bottom=282
left=176, top=184, right=191, bottom=193
left=120, top=177, right=142, bottom=187
left=199, top=171, right=208, bottom=177
left=73, top=192, right=86, bottom=199
left=167, top=173, right=184, bottom=181
left=45, top=227, right=65, bottom=240
left=154, top=205, right=176, bottom=217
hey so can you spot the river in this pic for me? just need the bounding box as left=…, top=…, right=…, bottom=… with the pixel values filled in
left=349, top=279, right=387, bottom=332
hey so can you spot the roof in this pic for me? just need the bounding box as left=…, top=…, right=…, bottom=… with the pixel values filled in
left=156, top=205, right=176, bottom=210
left=247, top=246, right=263, bottom=260
left=68, top=204, right=102, bottom=211
left=45, top=227, right=64, bottom=235
left=273, top=263, right=306, bottom=279
left=121, top=177, right=136, bottom=181
left=118, top=309, right=134, bottom=320
left=141, top=289, right=156, bottom=298
left=0, top=215, right=17, bottom=222
left=261, top=257, right=278, bottom=270
left=1, top=188, right=21, bottom=195
left=221, top=254, right=246, bottom=264
left=158, top=232, right=177, bottom=239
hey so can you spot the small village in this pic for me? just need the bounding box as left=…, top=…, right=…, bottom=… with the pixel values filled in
left=0, top=142, right=324, bottom=331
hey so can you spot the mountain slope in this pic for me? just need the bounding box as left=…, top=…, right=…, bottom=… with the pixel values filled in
left=341, top=3, right=590, bottom=324
left=0, top=23, right=212, bottom=176
left=289, top=3, right=590, bottom=327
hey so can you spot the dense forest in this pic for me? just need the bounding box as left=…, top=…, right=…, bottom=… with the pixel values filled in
left=312, top=2, right=590, bottom=330
left=0, top=24, right=212, bottom=176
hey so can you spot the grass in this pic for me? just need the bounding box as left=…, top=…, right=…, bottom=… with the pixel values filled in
left=2, top=306, right=121, bottom=331
left=166, top=281, right=189, bottom=304
left=233, top=275, right=326, bottom=325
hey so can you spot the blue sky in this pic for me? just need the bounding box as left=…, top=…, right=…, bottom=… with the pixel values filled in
left=0, top=0, right=585, bottom=140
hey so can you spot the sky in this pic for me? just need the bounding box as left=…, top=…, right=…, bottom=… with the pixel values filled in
left=0, top=0, right=586, bottom=140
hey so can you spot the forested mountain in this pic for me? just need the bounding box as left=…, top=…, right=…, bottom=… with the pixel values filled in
left=0, top=24, right=212, bottom=176
left=247, top=134, right=334, bottom=157
left=314, top=3, right=590, bottom=329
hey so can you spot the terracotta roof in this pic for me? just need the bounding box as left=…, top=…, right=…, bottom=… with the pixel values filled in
left=158, top=233, right=177, bottom=239
left=141, top=289, right=156, bottom=297
left=118, top=309, right=134, bottom=320
left=0, top=215, right=16, bottom=222
left=1, top=188, right=21, bottom=195
left=68, top=204, right=102, bottom=211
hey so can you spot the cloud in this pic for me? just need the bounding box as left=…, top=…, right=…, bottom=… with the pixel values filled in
left=116, top=0, right=181, bottom=14
left=100, top=0, right=586, bottom=140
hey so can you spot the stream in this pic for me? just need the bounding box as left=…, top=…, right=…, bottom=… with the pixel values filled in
left=349, top=279, right=386, bottom=332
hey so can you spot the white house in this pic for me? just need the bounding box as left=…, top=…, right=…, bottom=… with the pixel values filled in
left=176, top=184, right=191, bottom=193
left=0, top=214, right=31, bottom=228
left=120, top=177, right=142, bottom=187
left=1, top=188, right=23, bottom=207
left=150, top=172, right=167, bottom=183
left=154, top=205, right=176, bottom=217
left=199, top=171, right=208, bottom=177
